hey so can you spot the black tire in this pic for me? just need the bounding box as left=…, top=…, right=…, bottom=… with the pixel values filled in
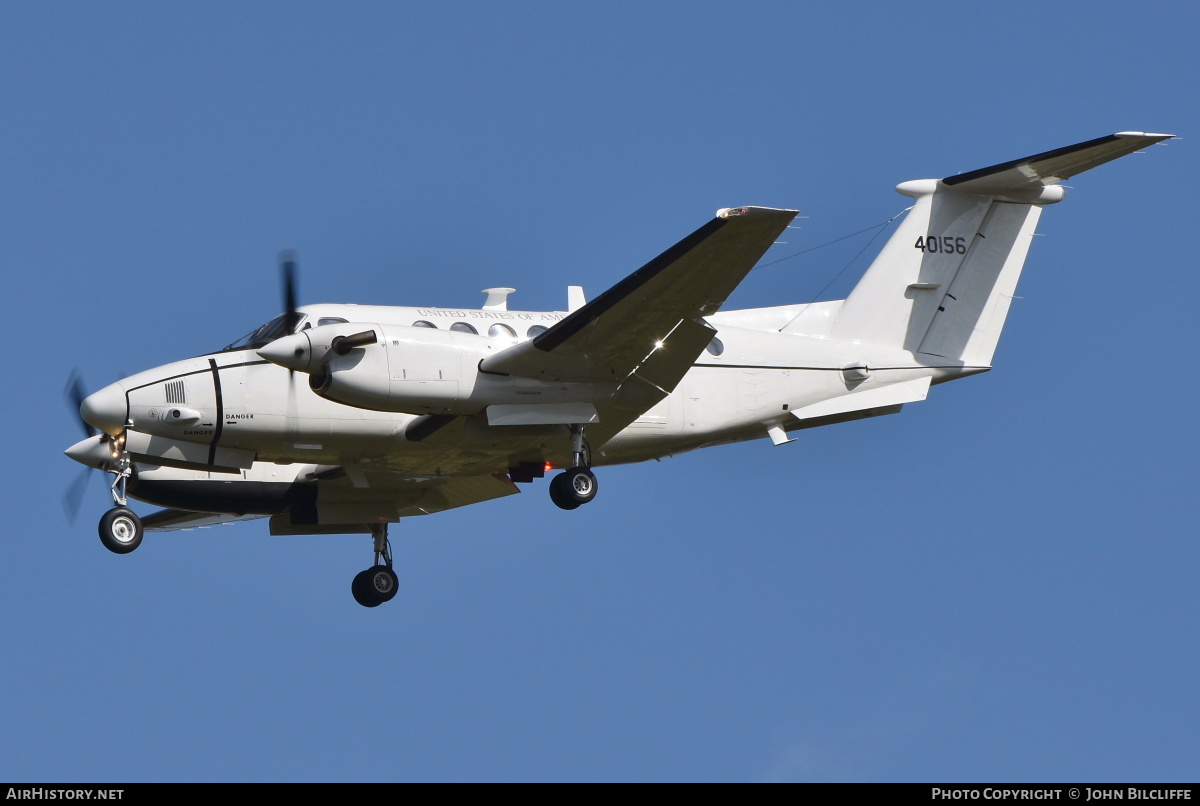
left=351, top=568, right=381, bottom=608
left=548, top=473, right=582, bottom=510
left=351, top=565, right=398, bottom=607
left=561, top=466, right=598, bottom=505
left=98, top=507, right=143, bottom=554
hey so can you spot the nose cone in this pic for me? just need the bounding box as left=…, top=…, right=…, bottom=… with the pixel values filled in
left=80, top=382, right=128, bottom=435
left=258, top=332, right=313, bottom=373
left=65, top=434, right=116, bottom=469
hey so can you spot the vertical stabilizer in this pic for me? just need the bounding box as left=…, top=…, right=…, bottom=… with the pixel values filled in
left=816, top=132, right=1173, bottom=365
left=828, top=182, right=995, bottom=352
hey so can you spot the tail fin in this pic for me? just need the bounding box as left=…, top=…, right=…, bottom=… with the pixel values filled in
left=818, top=132, right=1173, bottom=365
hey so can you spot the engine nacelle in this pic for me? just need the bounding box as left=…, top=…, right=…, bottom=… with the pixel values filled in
left=313, top=324, right=466, bottom=413
left=263, top=323, right=615, bottom=415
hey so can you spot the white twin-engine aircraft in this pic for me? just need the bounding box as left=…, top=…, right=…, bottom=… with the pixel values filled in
left=65, top=132, right=1172, bottom=607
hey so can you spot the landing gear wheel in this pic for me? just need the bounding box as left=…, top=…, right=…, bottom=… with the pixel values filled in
left=98, top=507, right=143, bottom=554
left=564, top=466, right=598, bottom=504
left=351, top=565, right=398, bottom=608
left=549, top=473, right=581, bottom=510
left=550, top=466, right=597, bottom=509
left=351, top=569, right=377, bottom=607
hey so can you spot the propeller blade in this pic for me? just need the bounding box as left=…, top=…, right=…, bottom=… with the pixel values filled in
left=64, top=369, right=95, bottom=439
left=281, top=250, right=299, bottom=333
left=62, top=467, right=91, bottom=525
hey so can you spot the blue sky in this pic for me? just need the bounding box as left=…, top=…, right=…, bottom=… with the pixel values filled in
left=3, top=1, right=1197, bottom=782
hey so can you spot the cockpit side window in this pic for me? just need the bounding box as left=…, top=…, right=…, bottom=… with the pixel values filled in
left=318, top=317, right=349, bottom=327
left=223, top=313, right=301, bottom=351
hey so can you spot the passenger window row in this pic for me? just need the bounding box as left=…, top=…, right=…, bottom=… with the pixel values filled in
left=412, top=320, right=548, bottom=339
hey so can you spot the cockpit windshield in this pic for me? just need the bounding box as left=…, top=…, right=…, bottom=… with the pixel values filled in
left=223, top=314, right=299, bottom=351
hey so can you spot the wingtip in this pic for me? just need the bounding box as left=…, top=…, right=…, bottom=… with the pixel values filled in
left=1114, top=131, right=1177, bottom=141
left=715, top=205, right=800, bottom=219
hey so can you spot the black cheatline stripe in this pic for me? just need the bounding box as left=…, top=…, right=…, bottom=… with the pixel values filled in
left=124, top=359, right=271, bottom=393
left=533, top=217, right=727, bottom=353
left=208, top=358, right=224, bottom=466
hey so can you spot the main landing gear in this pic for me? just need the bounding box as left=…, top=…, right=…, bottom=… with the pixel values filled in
left=351, top=523, right=399, bottom=608
left=548, top=424, right=599, bottom=511
left=98, top=433, right=144, bottom=554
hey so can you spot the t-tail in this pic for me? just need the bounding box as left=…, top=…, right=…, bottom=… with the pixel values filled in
left=786, top=132, right=1174, bottom=367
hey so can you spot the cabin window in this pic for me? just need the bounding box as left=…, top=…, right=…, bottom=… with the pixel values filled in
left=488, top=323, right=517, bottom=338
left=412, top=320, right=437, bottom=328
left=450, top=322, right=478, bottom=334
left=527, top=325, right=548, bottom=338
left=705, top=336, right=724, bottom=356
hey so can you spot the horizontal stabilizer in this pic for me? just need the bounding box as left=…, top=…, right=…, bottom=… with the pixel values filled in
left=942, top=131, right=1174, bottom=195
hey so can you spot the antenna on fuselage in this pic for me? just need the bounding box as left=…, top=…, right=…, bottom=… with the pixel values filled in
left=567, top=285, right=586, bottom=312
left=481, top=287, right=516, bottom=311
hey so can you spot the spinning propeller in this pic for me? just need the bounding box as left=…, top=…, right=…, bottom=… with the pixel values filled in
left=259, top=251, right=378, bottom=386
left=62, top=370, right=98, bottom=524
left=279, top=250, right=303, bottom=422
left=281, top=249, right=300, bottom=335
left=65, top=370, right=95, bottom=439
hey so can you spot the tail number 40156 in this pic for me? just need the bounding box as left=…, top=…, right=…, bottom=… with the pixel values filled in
left=915, top=235, right=967, bottom=255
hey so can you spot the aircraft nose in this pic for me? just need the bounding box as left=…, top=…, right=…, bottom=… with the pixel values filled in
left=80, top=382, right=128, bottom=435
left=258, top=333, right=312, bottom=373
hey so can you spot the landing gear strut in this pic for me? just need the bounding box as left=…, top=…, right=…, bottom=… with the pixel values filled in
left=549, top=424, right=598, bottom=510
left=98, top=432, right=143, bottom=554
left=351, top=523, right=398, bottom=608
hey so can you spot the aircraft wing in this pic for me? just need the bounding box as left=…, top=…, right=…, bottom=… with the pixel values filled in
left=265, top=469, right=521, bottom=534
left=480, top=206, right=797, bottom=384
left=477, top=206, right=796, bottom=447
left=140, top=470, right=521, bottom=536
left=143, top=509, right=268, bottom=532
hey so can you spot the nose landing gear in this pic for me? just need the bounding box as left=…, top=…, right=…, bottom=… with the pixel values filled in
left=99, top=506, right=143, bottom=554
left=98, top=432, right=144, bottom=554
left=351, top=523, right=399, bottom=608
